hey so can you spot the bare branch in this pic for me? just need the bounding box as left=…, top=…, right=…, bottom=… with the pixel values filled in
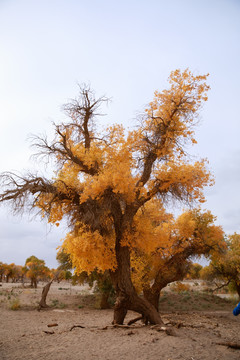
left=29, top=85, right=109, bottom=176
left=212, top=280, right=231, bottom=293
left=0, top=172, right=61, bottom=213
left=30, top=125, right=99, bottom=176
left=62, top=84, right=109, bottom=150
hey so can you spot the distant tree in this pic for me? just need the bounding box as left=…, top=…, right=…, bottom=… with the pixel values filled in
left=24, top=255, right=50, bottom=288
left=0, top=262, right=24, bottom=283
left=186, top=263, right=203, bottom=280
left=199, top=264, right=216, bottom=281
left=11, top=265, right=24, bottom=283
left=201, top=233, right=240, bottom=298
left=4, top=263, right=21, bottom=283
left=51, top=268, right=72, bottom=282
left=0, top=69, right=211, bottom=325
left=56, top=250, right=72, bottom=271
left=0, top=262, right=6, bottom=282
left=4, top=263, right=12, bottom=283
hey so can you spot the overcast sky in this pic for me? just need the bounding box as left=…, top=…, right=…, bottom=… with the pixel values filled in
left=0, top=0, right=240, bottom=269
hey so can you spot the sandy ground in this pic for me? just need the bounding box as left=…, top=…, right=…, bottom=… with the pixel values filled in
left=1, top=282, right=240, bottom=360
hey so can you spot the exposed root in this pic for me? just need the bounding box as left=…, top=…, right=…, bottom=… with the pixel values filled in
left=127, top=316, right=143, bottom=326
left=70, top=325, right=86, bottom=331
left=216, top=341, right=240, bottom=350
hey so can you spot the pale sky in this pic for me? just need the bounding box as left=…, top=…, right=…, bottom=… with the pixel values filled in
left=0, top=0, right=240, bottom=268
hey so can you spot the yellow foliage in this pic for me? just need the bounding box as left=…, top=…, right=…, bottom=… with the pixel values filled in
left=209, top=233, right=240, bottom=286
left=130, top=208, right=224, bottom=291
left=62, top=223, right=117, bottom=274
left=171, top=282, right=191, bottom=293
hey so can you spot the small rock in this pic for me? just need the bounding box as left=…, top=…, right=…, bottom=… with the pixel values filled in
left=127, top=331, right=135, bottom=336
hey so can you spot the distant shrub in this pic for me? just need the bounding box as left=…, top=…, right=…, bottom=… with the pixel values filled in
left=172, top=282, right=191, bottom=293
left=50, top=299, right=66, bottom=308
left=9, top=298, right=21, bottom=310
left=51, top=299, right=59, bottom=307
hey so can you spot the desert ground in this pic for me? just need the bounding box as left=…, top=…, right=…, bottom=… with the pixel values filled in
left=1, top=281, right=240, bottom=360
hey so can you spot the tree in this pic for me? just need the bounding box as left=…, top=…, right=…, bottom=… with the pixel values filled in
left=24, top=255, right=50, bottom=288
left=0, top=262, right=5, bottom=282
left=0, top=262, right=23, bottom=283
left=3, top=263, right=21, bottom=283
left=201, top=233, right=240, bottom=297
left=0, top=69, right=211, bottom=325
left=186, top=263, right=203, bottom=280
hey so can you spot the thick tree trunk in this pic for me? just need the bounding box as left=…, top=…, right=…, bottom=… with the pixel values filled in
left=143, top=256, right=190, bottom=312
left=110, top=243, right=164, bottom=325
left=143, top=287, right=160, bottom=311
left=38, top=280, right=53, bottom=310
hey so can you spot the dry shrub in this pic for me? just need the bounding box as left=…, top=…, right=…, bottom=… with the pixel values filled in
left=9, top=298, right=21, bottom=310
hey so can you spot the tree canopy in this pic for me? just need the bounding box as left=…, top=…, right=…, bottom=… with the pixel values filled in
left=0, top=69, right=214, bottom=325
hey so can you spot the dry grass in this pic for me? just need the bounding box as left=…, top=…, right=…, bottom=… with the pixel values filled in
left=159, top=290, right=237, bottom=313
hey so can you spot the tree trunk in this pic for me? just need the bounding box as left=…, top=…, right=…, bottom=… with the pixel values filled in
left=31, top=278, right=37, bottom=288
left=38, top=280, right=53, bottom=310
left=110, top=242, right=164, bottom=325
left=99, top=292, right=111, bottom=309
left=143, top=256, right=190, bottom=312
left=143, top=287, right=160, bottom=311
left=235, top=282, right=240, bottom=299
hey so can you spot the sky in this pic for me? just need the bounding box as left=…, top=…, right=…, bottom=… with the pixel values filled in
left=0, top=0, right=240, bottom=269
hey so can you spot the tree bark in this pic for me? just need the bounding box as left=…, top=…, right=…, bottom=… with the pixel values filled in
left=143, top=287, right=160, bottom=311
left=143, top=255, right=190, bottom=312
left=110, top=243, right=164, bottom=325
left=38, top=280, right=53, bottom=310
